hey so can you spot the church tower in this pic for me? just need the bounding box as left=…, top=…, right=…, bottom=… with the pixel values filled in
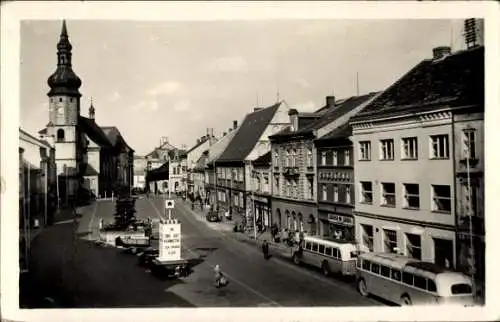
left=46, top=20, right=83, bottom=202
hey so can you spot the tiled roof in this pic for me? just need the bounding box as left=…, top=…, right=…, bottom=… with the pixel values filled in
left=252, top=151, right=271, bottom=167
left=315, top=122, right=352, bottom=142
left=187, top=137, right=211, bottom=154
left=298, top=92, right=380, bottom=133
left=352, top=46, right=484, bottom=122
left=101, top=126, right=135, bottom=152
left=205, top=129, right=238, bottom=164
left=78, top=116, right=113, bottom=147
left=216, top=102, right=280, bottom=162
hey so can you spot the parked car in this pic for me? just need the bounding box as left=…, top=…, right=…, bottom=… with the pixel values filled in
left=206, top=212, right=221, bottom=222
left=138, top=248, right=159, bottom=267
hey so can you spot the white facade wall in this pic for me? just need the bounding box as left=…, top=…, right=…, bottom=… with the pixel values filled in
left=352, top=111, right=457, bottom=266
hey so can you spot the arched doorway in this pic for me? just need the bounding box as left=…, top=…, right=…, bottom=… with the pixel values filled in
left=285, top=210, right=290, bottom=229
left=308, top=214, right=316, bottom=235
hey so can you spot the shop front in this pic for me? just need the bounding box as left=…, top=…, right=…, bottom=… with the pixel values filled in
left=318, top=210, right=355, bottom=242
left=271, top=197, right=317, bottom=235
left=252, top=194, right=271, bottom=228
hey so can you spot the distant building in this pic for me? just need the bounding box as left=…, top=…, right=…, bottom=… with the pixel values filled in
left=251, top=151, right=272, bottom=228
left=349, top=44, right=484, bottom=273
left=215, top=103, right=290, bottom=227
left=37, top=20, right=134, bottom=201
left=185, top=131, right=217, bottom=197
left=139, top=137, right=177, bottom=193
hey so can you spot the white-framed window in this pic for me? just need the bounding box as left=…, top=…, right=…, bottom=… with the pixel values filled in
left=361, top=224, right=374, bottom=251
left=380, top=139, right=394, bottom=160
left=292, top=149, right=297, bottom=167
left=234, top=194, right=239, bottom=206
left=463, top=129, right=477, bottom=160
left=321, top=151, right=327, bottom=165
left=345, top=185, right=351, bottom=204
left=284, top=150, right=290, bottom=167
left=430, top=134, right=449, bottom=159
left=274, top=177, right=279, bottom=194
left=359, top=141, right=371, bottom=161
left=381, top=182, right=396, bottom=207
left=307, top=148, right=313, bottom=167
left=403, top=183, right=420, bottom=209
left=292, top=180, right=297, bottom=198
left=273, top=149, right=279, bottom=166
left=406, top=233, right=422, bottom=260
left=287, top=180, right=292, bottom=197
left=360, top=181, right=373, bottom=204
left=401, top=137, right=418, bottom=160
left=333, top=150, right=338, bottom=166
left=333, top=184, right=339, bottom=202
left=344, top=149, right=350, bottom=165
left=431, top=184, right=451, bottom=213
left=321, top=184, right=327, bottom=201
left=384, top=229, right=398, bottom=253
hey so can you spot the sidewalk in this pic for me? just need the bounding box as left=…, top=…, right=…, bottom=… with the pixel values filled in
left=20, top=207, right=77, bottom=246
left=175, top=197, right=295, bottom=257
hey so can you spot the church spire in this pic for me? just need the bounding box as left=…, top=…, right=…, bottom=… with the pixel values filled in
left=47, top=20, right=82, bottom=97
left=89, top=97, right=95, bottom=120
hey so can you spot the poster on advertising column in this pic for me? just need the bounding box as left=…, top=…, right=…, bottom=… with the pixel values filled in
left=158, top=220, right=181, bottom=262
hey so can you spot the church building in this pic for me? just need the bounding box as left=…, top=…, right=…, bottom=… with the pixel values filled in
left=38, top=20, right=134, bottom=203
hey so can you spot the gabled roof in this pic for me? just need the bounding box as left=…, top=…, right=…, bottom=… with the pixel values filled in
left=352, top=46, right=484, bottom=122
left=101, top=126, right=135, bottom=152
left=145, top=140, right=178, bottom=158
left=270, top=93, right=378, bottom=141
left=252, top=151, right=271, bottom=167
left=78, top=116, right=113, bottom=148
left=205, top=129, right=238, bottom=164
left=315, top=122, right=352, bottom=143
left=187, top=137, right=211, bottom=155
left=216, top=102, right=281, bottom=163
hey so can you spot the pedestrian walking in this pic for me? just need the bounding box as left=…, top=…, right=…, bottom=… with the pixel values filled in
left=262, top=240, right=270, bottom=260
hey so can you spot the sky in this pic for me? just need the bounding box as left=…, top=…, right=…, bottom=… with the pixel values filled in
left=20, top=19, right=468, bottom=156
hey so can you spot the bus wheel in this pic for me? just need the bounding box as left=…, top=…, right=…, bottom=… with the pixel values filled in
left=357, top=278, right=368, bottom=296
left=401, top=294, right=412, bottom=306
left=321, top=261, right=330, bottom=276
left=292, top=252, right=300, bottom=265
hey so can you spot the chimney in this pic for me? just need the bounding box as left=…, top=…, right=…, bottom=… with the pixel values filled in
left=233, top=120, right=238, bottom=129
left=196, top=138, right=200, bottom=145
left=326, top=96, right=335, bottom=108
left=432, top=46, right=451, bottom=60
left=288, top=109, right=299, bottom=132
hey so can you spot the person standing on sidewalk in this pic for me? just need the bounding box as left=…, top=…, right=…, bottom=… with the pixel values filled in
left=262, top=240, right=270, bottom=260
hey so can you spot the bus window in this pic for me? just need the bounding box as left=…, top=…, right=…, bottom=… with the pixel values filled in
left=356, top=259, right=361, bottom=268
left=371, top=263, right=380, bottom=275
left=414, top=275, right=427, bottom=290
left=451, top=284, right=472, bottom=295
left=380, top=265, right=391, bottom=278
left=318, top=244, right=325, bottom=254
left=333, top=248, right=339, bottom=259
left=305, top=242, right=312, bottom=250
left=325, top=247, right=332, bottom=256
left=391, top=269, right=401, bottom=281
left=312, top=243, right=318, bottom=252
left=402, top=272, right=414, bottom=285
left=427, top=279, right=437, bottom=292
left=362, top=259, right=371, bottom=271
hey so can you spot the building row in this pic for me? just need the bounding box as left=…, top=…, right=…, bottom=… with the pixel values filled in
left=176, top=20, right=484, bottom=285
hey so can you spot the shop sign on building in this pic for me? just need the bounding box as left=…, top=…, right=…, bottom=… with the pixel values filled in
left=327, top=213, right=354, bottom=226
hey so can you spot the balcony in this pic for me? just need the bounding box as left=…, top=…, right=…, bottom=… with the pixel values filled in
left=283, top=166, right=300, bottom=177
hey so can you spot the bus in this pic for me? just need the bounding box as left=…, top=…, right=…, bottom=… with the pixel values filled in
left=356, top=252, right=475, bottom=306
left=291, top=236, right=368, bottom=277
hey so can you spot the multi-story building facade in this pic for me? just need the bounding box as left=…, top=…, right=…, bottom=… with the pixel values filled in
left=269, top=94, right=378, bottom=235
left=140, top=137, right=177, bottom=193
left=349, top=44, right=484, bottom=270
left=185, top=131, right=216, bottom=197
left=215, top=102, right=290, bottom=227
left=202, top=127, right=238, bottom=209
left=313, top=123, right=355, bottom=241
left=169, top=150, right=188, bottom=194
left=250, top=151, right=272, bottom=228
